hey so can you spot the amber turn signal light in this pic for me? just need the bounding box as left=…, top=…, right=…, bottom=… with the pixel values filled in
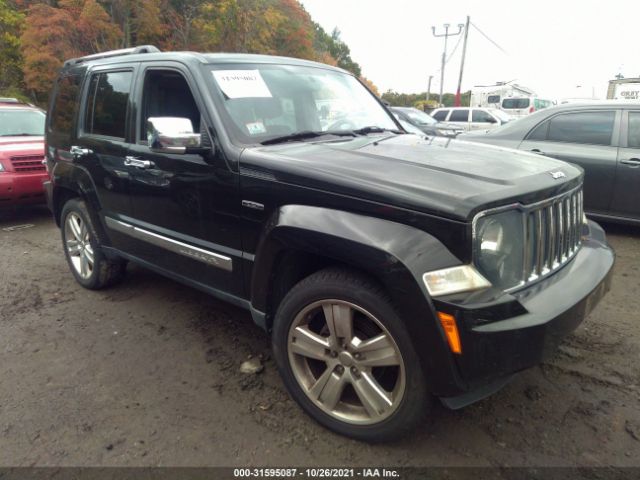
left=437, top=312, right=462, bottom=354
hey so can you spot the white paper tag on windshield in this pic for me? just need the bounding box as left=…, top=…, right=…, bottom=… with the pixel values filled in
left=212, top=70, right=272, bottom=99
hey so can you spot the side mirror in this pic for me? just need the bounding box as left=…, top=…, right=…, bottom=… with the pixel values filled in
left=147, top=117, right=202, bottom=154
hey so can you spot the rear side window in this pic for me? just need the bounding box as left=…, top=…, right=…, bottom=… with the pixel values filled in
left=432, top=110, right=449, bottom=121
left=629, top=112, right=640, bottom=148
left=449, top=109, right=469, bottom=122
left=49, top=74, right=82, bottom=140
left=547, top=111, right=615, bottom=146
left=84, top=71, right=133, bottom=139
left=472, top=110, right=495, bottom=123
left=502, top=98, right=530, bottom=109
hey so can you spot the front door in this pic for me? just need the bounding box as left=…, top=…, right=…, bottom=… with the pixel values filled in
left=519, top=110, right=620, bottom=215
left=610, top=110, right=640, bottom=220
left=124, top=64, right=243, bottom=296
left=470, top=109, right=497, bottom=131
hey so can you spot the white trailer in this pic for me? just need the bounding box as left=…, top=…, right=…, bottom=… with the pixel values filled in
left=470, top=82, right=535, bottom=108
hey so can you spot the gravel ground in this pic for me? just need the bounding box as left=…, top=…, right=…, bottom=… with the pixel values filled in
left=0, top=205, right=639, bottom=467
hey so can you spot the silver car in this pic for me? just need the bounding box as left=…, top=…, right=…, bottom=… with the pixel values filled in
left=458, top=102, right=640, bottom=225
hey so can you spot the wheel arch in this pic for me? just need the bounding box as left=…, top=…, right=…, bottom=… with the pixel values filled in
left=50, top=163, right=111, bottom=246
left=251, top=205, right=466, bottom=395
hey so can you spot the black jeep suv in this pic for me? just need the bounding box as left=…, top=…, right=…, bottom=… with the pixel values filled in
left=44, top=46, right=614, bottom=441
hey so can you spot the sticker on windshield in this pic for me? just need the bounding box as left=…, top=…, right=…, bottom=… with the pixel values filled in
left=212, top=70, right=272, bottom=99
left=246, top=121, right=267, bottom=135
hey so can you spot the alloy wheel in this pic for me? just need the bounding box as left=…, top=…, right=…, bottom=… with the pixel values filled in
left=65, top=212, right=94, bottom=280
left=287, top=299, right=406, bottom=425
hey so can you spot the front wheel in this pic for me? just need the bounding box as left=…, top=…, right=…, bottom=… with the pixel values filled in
left=272, top=268, right=429, bottom=441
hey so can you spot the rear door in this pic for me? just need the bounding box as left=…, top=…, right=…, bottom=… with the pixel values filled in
left=609, top=110, right=640, bottom=220
left=519, top=109, right=621, bottom=214
left=76, top=65, right=138, bottom=250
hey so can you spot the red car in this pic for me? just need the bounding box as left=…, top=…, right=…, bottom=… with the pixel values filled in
left=0, top=99, right=49, bottom=206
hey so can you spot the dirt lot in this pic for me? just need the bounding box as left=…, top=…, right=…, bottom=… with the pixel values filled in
left=0, top=205, right=639, bottom=467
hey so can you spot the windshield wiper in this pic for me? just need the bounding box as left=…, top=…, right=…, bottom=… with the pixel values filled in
left=260, top=130, right=355, bottom=146
left=0, top=133, right=37, bottom=137
left=352, top=126, right=404, bottom=136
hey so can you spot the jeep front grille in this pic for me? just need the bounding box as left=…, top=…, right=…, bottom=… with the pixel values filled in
left=523, top=186, right=583, bottom=284
left=10, top=155, right=46, bottom=173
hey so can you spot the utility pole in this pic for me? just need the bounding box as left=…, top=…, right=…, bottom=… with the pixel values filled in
left=432, top=22, right=464, bottom=106
left=426, top=75, right=433, bottom=103
left=454, top=16, right=470, bottom=107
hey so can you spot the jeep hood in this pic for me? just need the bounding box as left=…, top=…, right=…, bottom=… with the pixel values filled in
left=240, top=134, right=583, bottom=221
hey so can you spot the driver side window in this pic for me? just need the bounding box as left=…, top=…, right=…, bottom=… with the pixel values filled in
left=139, top=70, right=201, bottom=143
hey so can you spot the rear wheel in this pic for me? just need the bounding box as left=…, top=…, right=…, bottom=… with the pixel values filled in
left=61, top=198, right=126, bottom=289
left=272, top=268, right=429, bottom=441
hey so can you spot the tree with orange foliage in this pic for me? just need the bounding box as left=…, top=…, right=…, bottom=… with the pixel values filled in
left=360, top=76, right=380, bottom=97
left=20, top=0, right=120, bottom=100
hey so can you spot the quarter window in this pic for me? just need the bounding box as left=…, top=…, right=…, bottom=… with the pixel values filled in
left=84, top=71, right=132, bottom=139
left=50, top=74, right=81, bottom=140
left=449, top=109, right=469, bottom=122
left=487, top=95, right=500, bottom=104
left=432, top=110, right=449, bottom=121
left=629, top=112, right=640, bottom=148
left=547, top=111, right=615, bottom=146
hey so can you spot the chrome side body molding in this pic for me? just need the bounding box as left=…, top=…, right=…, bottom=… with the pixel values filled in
left=105, top=217, right=233, bottom=272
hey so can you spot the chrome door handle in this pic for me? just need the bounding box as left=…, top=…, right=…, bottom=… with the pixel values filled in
left=124, top=156, right=153, bottom=169
left=70, top=145, right=92, bottom=156
left=621, top=158, right=640, bottom=167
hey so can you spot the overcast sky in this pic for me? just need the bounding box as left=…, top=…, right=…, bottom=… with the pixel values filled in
left=300, top=0, right=640, bottom=100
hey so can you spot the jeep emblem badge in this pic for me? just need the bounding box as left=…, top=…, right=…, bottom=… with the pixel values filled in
left=549, top=170, right=566, bottom=179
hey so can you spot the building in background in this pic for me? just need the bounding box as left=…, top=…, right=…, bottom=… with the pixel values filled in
left=607, top=78, right=640, bottom=100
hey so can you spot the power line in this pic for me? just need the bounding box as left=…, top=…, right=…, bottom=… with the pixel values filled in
left=470, top=21, right=508, bottom=55
left=445, top=31, right=464, bottom=64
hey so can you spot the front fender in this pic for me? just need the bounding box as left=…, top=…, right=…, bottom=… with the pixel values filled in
left=251, top=205, right=468, bottom=396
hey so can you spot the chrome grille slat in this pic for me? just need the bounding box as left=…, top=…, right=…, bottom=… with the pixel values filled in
left=519, top=186, right=583, bottom=289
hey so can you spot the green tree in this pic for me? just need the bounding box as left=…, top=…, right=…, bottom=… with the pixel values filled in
left=0, top=0, right=25, bottom=94
left=314, top=25, right=361, bottom=76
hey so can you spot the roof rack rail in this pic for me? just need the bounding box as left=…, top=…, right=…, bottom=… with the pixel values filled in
left=64, top=45, right=160, bottom=67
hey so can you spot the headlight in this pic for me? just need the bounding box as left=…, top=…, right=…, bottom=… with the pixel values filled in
left=474, top=209, right=525, bottom=291
left=423, top=265, right=491, bottom=297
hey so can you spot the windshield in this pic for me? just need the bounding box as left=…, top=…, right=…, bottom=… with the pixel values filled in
left=0, top=108, right=45, bottom=136
left=208, top=64, right=397, bottom=145
left=501, top=98, right=530, bottom=109
left=404, top=108, right=437, bottom=125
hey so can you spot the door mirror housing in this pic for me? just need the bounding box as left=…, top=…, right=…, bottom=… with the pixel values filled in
left=147, top=117, right=202, bottom=154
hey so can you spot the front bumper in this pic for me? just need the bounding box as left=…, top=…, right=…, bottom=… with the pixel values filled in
left=435, top=220, right=614, bottom=404
left=0, top=172, right=48, bottom=206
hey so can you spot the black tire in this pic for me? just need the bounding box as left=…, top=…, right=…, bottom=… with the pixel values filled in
left=272, top=267, right=429, bottom=442
left=60, top=198, right=126, bottom=290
